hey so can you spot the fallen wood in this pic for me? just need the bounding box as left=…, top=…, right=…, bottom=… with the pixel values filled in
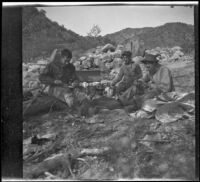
left=137, top=139, right=170, bottom=143
left=23, top=95, right=68, bottom=119
left=80, top=147, right=110, bottom=155
left=23, top=86, right=47, bottom=116
left=24, top=154, right=71, bottom=179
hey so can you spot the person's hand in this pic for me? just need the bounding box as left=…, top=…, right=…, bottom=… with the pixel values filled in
left=71, top=82, right=79, bottom=88
left=110, top=81, right=115, bottom=87
left=110, top=84, right=116, bottom=90
left=137, top=78, right=145, bottom=83
left=147, top=80, right=156, bottom=89
left=54, top=80, right=63, bottom=85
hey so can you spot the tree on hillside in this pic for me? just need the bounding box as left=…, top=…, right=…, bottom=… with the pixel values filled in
left=87, top=24, right=102, bottom=37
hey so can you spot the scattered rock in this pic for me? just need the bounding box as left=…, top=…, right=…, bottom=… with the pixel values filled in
left=101, top=44, right=115, bottom=53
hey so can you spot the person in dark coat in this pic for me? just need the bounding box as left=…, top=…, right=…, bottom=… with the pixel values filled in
left=39, top=48, right=80, bottom=107
left=39, top=49, right=79, bottom=86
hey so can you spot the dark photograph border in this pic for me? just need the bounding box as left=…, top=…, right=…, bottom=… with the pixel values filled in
left=1, top=3, right=199, bottom=180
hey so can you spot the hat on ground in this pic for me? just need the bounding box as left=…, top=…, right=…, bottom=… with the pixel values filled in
left=141, top=53, right=159, bottom=64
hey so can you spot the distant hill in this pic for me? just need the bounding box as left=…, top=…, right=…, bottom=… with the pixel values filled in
left=23, top=7, right=194, bottom=62
left=104, top=22, right=194, bottom=55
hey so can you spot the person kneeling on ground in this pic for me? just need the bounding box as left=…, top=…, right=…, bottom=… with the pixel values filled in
left=39, top=48, right=80, bottom=107
left=110, top=50, right=143, bottom=99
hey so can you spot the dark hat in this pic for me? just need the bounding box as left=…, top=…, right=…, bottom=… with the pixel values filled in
left=121, top=51, right=132, bottom=58
left=141, top=53, right=159, bottom=64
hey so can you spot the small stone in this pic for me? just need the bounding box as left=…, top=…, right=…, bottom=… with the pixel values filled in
left=109, top=166, right=114, bottom=172
left=158, top=163, right=169, bottom=172
left=131, top=142, right=137, bottom=150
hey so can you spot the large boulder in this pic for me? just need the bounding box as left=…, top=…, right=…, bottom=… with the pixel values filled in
left=99, top=61, right=107, bottom=72
left=171, top=50, right=184, bottom=61
left=23, top=64, right=29, bottom=72
left=145, top=49, right=160, bottom=56
left=73, top=61, right=81, bottom=70
left=154, top=47, right=162, bottom=51
left=104, top=86, right=114, bottom=98
left=95, top=46, right=103, bottom=54
left=171, top=46, right=182, bottom=52
left=94, top=56, right=101, bottom=67
left=109, top=68, right=120, bottom=79
left=112, top=50, right=122, bottom=58
left=28, top=65, right=41, bottom=73
left=160, top=53, right=169, bottom=62
left=82, top=59, right=91, bottom=69
left=105, top=62, right=114, bottom=70
left=80, top=56, right=87, bottom=61
left=24, top=71, right=40, bottom=80
left=101, top=53, right=113, bottom=63
left=132, top=56, right=143, bottom=64
left=116, top=44, right=124, bottom=51
left=101, top=44, right=115, bottom=53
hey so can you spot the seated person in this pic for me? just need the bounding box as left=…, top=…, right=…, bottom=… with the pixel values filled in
left=138, top=52, right=175, bottom=105
left=111, top=51, right=143, bottom=97
left=39, top=48, right=79, bottom=107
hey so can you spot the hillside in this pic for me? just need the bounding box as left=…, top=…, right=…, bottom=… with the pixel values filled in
left=23, top=7, right=194, bottom=62
left=22, top=7, right=113, bottom=62
left=105, top=22, right=194, bottom=54
left=104, top=27, right=154, bottom=44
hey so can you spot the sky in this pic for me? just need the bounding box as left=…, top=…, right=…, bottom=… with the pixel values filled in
left=37, top=5, right=194, bottom=36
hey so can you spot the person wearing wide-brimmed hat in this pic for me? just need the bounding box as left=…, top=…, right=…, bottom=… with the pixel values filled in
left=138, top=52, right=175, bottom=101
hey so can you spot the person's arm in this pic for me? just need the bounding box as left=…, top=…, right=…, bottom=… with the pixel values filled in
left=139, top=71, right=150, bottom=83
left=71, top=65, right=80, bottom=86
left=135, top=64, right=143, bottom=80
left=49, top=49, right=58, bottom=62
left=111, top=66, right=124, bottom=86
left=39, top=64, right=58, bottom=85
left=149, top=67, right=173, bottom=93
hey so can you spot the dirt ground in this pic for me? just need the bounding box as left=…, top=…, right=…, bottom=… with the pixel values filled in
left=23, top=60, right=196, bottom=180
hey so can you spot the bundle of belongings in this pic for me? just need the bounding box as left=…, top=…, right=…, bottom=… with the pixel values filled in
left=130, top=92, right=195, bottom=123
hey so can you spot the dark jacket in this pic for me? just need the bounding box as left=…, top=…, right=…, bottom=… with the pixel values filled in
left=39, top=61, right=79, bottom=85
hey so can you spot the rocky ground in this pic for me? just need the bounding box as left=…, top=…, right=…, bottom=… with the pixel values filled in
left=23, top=106, right=195, bottom=180
left=23, top=45, right=196, bottom=180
